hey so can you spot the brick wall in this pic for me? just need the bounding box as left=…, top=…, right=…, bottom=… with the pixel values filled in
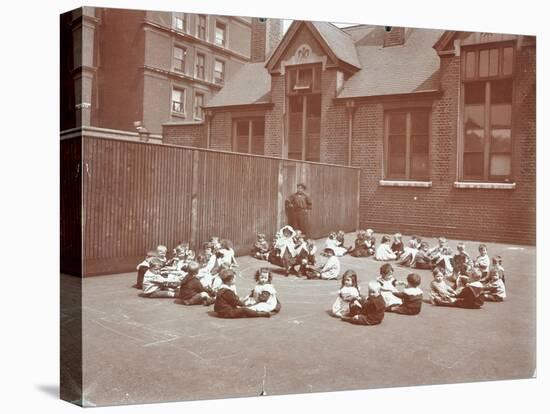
left=264, top=74, right=285, bottom=157
left=347, top=45, right=536, bottom=245
left=321, top=69, right=348, bottom=165
left=163, top=123, right=205, bottom=147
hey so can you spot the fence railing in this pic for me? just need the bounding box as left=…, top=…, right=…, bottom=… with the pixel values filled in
left=61, top=132, right=360, bottom=276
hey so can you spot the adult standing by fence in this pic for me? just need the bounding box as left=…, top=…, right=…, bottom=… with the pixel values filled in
left=285, top=183, right=312, bottom=237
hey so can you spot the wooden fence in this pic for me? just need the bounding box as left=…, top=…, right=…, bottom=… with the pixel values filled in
left=61, top=134, right=360, bottom=276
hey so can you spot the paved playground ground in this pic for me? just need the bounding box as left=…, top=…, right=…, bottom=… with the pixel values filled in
left=65, top=234, right=536, bottom=407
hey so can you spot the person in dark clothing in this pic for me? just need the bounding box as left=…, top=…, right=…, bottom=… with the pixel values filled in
left=176, top=261, right=215, bottom=305
left=213, top=269, right=271, bottom=318
left=285, top=183, right=312, bottom=237
left=342, top=282, right=386, bottom=326
left=388, top=273, right=423, bottom=315
left=454, top=283, right=485, bottom=309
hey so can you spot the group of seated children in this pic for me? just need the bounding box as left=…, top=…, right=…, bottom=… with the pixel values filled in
left=135, top=239, right=280, bottom=318
left=331, top=251, right=506, bottom=326
left=258, top=225, right=338, bottom=279
left=331, top=266, right=423, bottom=326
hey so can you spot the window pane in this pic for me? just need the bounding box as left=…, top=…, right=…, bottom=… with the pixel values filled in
left=172, top=89, right=182, bottom=102
left=307, top=94, right=321, bottom=117
left=252, top=119, right=264, bottom=137
left=236, top=121, right=249, bottom=136
left=388, top=135, right=406, bottom=177
left=491, top=104, right=512, bottom=127
left=411, top=134, right=428, bottom=154
left=174, top=47, right=183, bottom=59
left=411, top=111, right=429, bottom=134
left=479, top=50, right=489, bottom=78
left=464, top=105, right=484, bottom=152
left=463, top=153, right=484, bottom=178
left=491, top=79, right=513, bottom=104
left=502, top=47, right=513, bottom=75
left=489, top=48, right=499, bottom=76
left=465, top=50, right=476, bottom=79
left=490, top=154, right=511, bottom=176
left=411, top=154, right=429, bottom=180
left=295, top=68, right=312, bottom=89
left=389, top=112, right=406, bottom=134
left=289, top=95, right=303, bottom=113
left=464, top=81, right=486, bottom=104
left=491, top=128, right=511, bottom=152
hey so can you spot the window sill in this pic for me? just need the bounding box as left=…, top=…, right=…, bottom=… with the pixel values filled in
left=379, top=180, right=432, bottom=188
left=171, top=111, right=187, bottom=119
left=453, top=181, right=516, bottom=190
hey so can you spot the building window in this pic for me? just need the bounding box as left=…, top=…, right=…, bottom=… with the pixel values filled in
left=196, top=53, right=205, bottom=80
left=461, top=44, right=514, bottom=181
left=197, top=15, right=207, bottom=40
left=194, top=92, right=204, bottom=120
left=173, top=13, right=186, bottom=32
left=384, top=110, right=430, bottom=180
left=234, top=118, right=265, bottom=155
left=214, top=59, right=225, bottom=84
left=215, top=21, right=226, bottom=46
left=171, top=88, right=186, bottom=114
left=173, top=46, right=186, bottom=73
left=287, top=65, right=322, bottom=94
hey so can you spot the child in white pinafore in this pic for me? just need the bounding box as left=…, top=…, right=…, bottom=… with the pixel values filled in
left=243, top=268, right=281, bottom=313
left=331, top=270, right=361, bottom=318
left=376, top=263, right=404, bottom=309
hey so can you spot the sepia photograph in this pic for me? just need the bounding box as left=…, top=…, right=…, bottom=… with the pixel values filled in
left=57, top=1, right=537, bottom=409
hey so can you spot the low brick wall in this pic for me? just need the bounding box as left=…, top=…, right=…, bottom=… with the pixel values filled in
left=163, top=122, right=205, bottom=147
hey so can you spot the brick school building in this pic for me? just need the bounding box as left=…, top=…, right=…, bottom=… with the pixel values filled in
left=164, top=20, right=536, bottom=245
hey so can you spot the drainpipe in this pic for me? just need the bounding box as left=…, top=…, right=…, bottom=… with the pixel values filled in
left=345, top=100, right=356, bottom=166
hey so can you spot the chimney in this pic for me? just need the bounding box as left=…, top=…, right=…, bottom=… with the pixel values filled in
left=250, top=18, right=283, bottom=63
left=383, top=26, right=406, bottom=47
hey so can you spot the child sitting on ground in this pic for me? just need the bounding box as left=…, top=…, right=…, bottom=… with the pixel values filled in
left=342, top=282, right=386, bottom=326
left=273, top=225, right=299, bottom=275
left=242, top=268, right=281, bottom=313
left=412, top=241, right=433, bottom=269
left=142, top=258, right=183, bottom=298
left=391, top=233, right=405, bottom=259
left=365, top=229, right=376, bottom=256
left=135, top=250, right=156, bottom=289
left=210, top=236, right=222, bottom=252
left=451, top=242, right=472, bottom=284
left=397, top=236, right=421, bottom=266
left=177, top=261, right=215, bottom=306
left=377, top=263, right=403, bottom=309
left=428, top=237, right=454, bottom=276
left=156, top=245, right=168, bottom=265
left=375, top=235, right=397, bottom=261
left=348, top=230, right=370, bottom=257
left=387, top=273, right=423, bottom=315
left=481, top=268, right=507, bottom=302
left=486, top=256, right=505, bottom=284
left=305, top=247, right=341, bottom=280
left=297, top=238, right=317, bottom=277
left=325, top=232, right=348, bottom=256
left=336, top=230, right=348, bottom=251
left=252, top=233, right=270, bottom=261
left=430, top=268, right=457, bottom=306
left=331, top=270, right=361, bottom=318
left=213, top=269, right=271, bottom=318
left=474, top=244, right=490, bottom=278
left=217, top=239, right=238, bottom=268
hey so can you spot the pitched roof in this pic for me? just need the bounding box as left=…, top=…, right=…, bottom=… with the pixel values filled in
left=205, top=62, right=271, bottom=108
left=337, top=26, right=444, bottom=98
left=207, top=24, right=446, bottom=108
left=310, top=21, right=361, bottom=69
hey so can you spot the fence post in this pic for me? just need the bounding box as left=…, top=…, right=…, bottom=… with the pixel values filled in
left=276, top=160, right=284, bottom=231
left=189, top=150, right=200, bottom=250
